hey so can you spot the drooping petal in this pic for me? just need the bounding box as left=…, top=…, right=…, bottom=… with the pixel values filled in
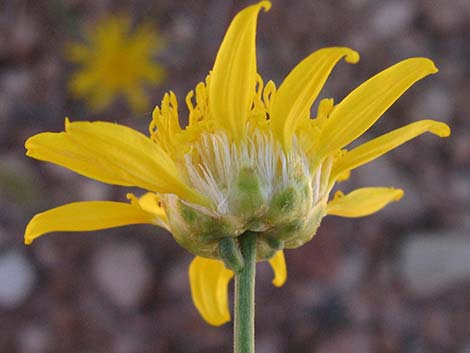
left=316, top=58, right=438, bottom=159
left=209, top=1, right=271, bottom=141
left=134, top=192, right=167, bottom=219
left=127, top=192, right=169, bottom=229
left=24, top=201, right=160, bottom=244
left=330, top=120, right=451, bottom=182
left=189, top=256, right=234, bottom=326
left=25, top=120, right=206, bottom=205
left=326, top=188, right=404, bottom=218
left=268, top=251, right=287, bottom=287
left=270, top=47, right=359, bottom=150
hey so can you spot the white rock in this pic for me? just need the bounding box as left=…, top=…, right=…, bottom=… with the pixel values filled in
left=0, top=250, right=36, bottom=307
left=78, top=179, right=111, bottom=201
left=16, top=324, right=51, bottom=353
left=402, top=233, right=470, bottom=297
left=334, top=249, right=366, bottom=290
left=92, top=242, right=151, bottom=309
left=370, top=1, right=416, bottom=37
left=411, top=86, right=453, bottom=123
left=0, top=69, right=32, bottom=99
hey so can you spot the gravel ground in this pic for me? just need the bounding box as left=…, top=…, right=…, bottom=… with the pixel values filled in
left=0, top=0, right=469, bottom=352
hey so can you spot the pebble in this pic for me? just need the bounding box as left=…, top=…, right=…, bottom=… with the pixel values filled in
left=410, top=86, right=454, bottom=123
left=0, top=68, right=32, bottom=100
left=334, top=249, right=365, bottom=290
left=92, top=242, right=152, bottom=309
left=78, top=179, right=112, bottom=201
left=402, top=233, right=470, bottom=297
left=0, top=249, right=36, bottom=308
left=16, top=323, right=51, bottom=353
left=369, top=1, right=416, bottom=38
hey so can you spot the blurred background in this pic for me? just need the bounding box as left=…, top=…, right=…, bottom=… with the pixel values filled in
left=0, top=0, right=469, bottom=352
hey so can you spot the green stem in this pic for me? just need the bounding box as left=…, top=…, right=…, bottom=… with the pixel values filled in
left=234, top=232, right=257, bottom=353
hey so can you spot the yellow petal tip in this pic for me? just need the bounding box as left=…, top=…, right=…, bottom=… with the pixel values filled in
left=345, top=49, right=360, bottom=64
left=24, top=220, right=36, bottom=245
left=206, top=315, right=231, bottom=327
left=415, top=57, right=439, bottom=74
left=393, top=188, right=404, bottom=201
left=272, top=277, right=286, bottom=288
left=24, top=133, right=39, bottom=152
left=429, top=61, right=439, bottom=73
left=24, top=145, right=32, bottom=156
left=258, top=1, right=272, bottom=11
left=268, top=251, right=287, bottom=288
left=431, top=122, right=451, bottom=137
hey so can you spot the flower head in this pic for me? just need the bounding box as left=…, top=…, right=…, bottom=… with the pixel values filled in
left=66, top=15, right=165, bottom=113
left=26, top=2, right=450, bottom=326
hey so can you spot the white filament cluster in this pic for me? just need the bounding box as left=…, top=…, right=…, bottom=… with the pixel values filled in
left=184, top=129, right=320, bottom=215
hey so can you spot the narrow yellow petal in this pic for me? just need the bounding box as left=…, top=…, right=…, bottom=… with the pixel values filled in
left=134, top=192, right=167, bottom=220
left=316, top=58, right=438, bottom=158
left=126, top=192, right=169, bottom=230
left=209, top=1, right=271, bottom=141
left=25, top=120, right=205, bottom=205
left=189, top=257, right=234, bottom=326
left=330, top=120, right=451, bottom=182
left=268, top=251, right=287, bottom=287
left=326, top=188, right=404, bottom=218
left=270, top=47, right=359, bottom=150
left=24, top=201, right=159, bottom=244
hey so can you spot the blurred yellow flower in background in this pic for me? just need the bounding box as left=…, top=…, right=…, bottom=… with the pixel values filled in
left=26, top=2, right=450, bottom=327
left=66, top=15, right=165, bottom=113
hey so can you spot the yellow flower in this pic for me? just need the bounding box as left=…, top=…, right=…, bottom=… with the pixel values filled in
left=66, top=15, right=165, bottom=113
left=25, top=2, right=450, bottom=326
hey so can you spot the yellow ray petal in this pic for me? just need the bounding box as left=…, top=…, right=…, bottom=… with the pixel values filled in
left=268, top=251, right=287, bottom=287
left=330, top=120, right=451, bottom=182
left=133, top=192, right=166, bottom=219
left=209, top=1, right=271, bottom=141
left=24, top=201, right=160, bottom=245
left=316, top=58, right=438, bottom=159
left=126, top=192, right=168, bottom=230
left=25, top=120, right=205, bottom=205
left=270, top=47, right=359, bottom=150
left=189, top=256, right=234, bottom=326
left=326, top=188, right=404, bottom=218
